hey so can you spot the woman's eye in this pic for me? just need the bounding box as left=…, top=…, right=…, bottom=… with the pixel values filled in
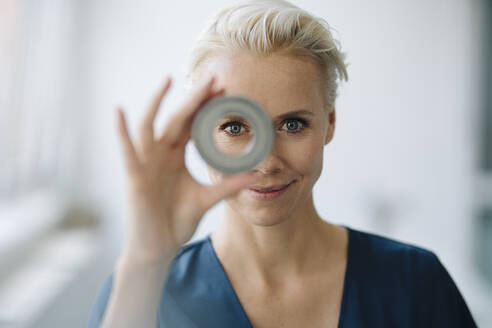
left=220, top=118, right=308, bottom=136
left=282, top=118, right=307, bottom=133
left=227, top=123, right=243, bottom=134
left=219, top=121, right=247, bottom=136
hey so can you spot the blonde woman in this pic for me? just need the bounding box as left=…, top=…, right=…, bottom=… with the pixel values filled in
left=88, top=1, right=477, bottom=327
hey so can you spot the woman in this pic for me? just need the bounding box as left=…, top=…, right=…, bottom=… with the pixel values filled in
left=88, top=1, right=477, bottom=327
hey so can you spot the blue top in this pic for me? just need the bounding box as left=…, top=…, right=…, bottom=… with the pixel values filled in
left=87, top=225, right=477, bottom=327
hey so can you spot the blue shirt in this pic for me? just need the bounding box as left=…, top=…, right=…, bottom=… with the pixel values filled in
left=87, top=225, right=477, bottom=327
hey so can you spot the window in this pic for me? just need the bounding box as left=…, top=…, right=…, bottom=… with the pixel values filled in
left=0, top=1, right=98, bottom=325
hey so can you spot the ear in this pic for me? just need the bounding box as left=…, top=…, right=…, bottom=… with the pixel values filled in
left=324, top=108, right=336, bottom=145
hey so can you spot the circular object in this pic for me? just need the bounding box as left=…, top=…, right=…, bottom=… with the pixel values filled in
left=191, top=95, right=274, bottom=174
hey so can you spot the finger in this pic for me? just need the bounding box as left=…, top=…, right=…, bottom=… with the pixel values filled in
left=116, top=107, right=141, bottom=173
left=197, top=172, right=259, bottom=210
left=165, top=86, right=227, bottom=150
left=138, top=76, right=172, bottom=154
left=207, top=86, right=226, bottom=100
left=158, top=75, right=217, bottom=148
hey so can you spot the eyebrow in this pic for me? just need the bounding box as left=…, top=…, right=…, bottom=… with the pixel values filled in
left=273, top=109, right=315, bottom=120
left=220, top=109, right=315, bottom=122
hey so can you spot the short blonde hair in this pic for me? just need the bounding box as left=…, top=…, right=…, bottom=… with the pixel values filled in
left=184, top=0, right=349, bottom=113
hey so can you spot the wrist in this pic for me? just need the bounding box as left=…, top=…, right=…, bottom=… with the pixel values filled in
left=118, top=249, right=177, bottom=271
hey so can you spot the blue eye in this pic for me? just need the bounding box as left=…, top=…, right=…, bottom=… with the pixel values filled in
left=282, top=118, right=309, bottom=134
left=219, top=117, right=309, bottom=137
left=219, top=121, right=246, bottom=136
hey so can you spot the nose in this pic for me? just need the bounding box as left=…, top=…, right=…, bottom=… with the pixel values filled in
left=252, top=144, right=285, bottom=175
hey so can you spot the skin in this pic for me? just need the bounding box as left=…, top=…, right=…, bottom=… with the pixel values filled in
left=199, top=51, right=349, bottom=327
left=104, top=75, right=261, bottom=328
left=103, top=51, right=348, bottom=328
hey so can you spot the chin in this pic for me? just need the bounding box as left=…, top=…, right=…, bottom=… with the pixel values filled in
left=227, top=193, right=297, bottom=226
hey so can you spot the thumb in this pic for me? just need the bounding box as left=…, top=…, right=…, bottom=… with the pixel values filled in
left=199, top=172, right=258, bottom=209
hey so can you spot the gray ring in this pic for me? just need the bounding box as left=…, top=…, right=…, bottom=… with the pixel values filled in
left=191, top=95, right=274, bottom=174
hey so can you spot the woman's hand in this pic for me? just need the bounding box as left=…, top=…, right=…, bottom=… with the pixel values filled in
left=116, top=75, right=258, bottom=265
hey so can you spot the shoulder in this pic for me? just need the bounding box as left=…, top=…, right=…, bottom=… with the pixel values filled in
left=174, top=236, right=210, bottom=259
left=345, top=226, right=441, bottom=303
left=347, top=226, right=439, bottom=278
left=163, top=235, right=223, bottom=297
left=345, top=226, right=477, bottom=327
left=166, top=236, right=211, bottom=281
left=87, top=237, right=210, bottom=328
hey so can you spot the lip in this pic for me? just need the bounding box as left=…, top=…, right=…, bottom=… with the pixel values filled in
left=248, top=180, right=294, bottom=192
left=247, top=180, right=294, bottom=200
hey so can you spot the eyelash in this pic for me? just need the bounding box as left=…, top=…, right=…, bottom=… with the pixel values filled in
left=219, top=117, right=310, bottom=137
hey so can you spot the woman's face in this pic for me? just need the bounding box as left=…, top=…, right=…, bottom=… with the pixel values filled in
left=199, top=51, right=335, bottom=226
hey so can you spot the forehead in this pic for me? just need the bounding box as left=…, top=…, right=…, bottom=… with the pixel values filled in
left=199, top=52, right=324, bottom=112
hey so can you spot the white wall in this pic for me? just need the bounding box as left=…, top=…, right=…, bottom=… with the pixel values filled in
left=79, top=0, right=490, bottom=325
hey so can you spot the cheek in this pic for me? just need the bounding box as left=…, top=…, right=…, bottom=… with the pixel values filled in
left=286, top=137, right=324, bottom=176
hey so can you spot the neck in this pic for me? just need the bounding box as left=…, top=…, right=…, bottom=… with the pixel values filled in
left=211, top=193, right=337, bottom=287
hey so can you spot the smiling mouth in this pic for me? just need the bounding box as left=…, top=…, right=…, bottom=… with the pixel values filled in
left=248, top=180, right=295, bottom=192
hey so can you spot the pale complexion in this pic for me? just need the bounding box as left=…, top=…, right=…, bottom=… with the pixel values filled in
left=198, top=52, right=349, bottom=328
left=103, top=75, right=262, bottom=328
left=104, top=51, right=349, bottom=328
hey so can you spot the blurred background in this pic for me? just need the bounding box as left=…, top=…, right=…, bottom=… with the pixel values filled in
left=0, top=0, right=491, bottom=327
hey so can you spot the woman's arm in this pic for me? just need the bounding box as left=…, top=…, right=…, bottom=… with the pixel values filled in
left=93, top=74, right=260, bottom=327
left=100, top=254, right=174, bottom=328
